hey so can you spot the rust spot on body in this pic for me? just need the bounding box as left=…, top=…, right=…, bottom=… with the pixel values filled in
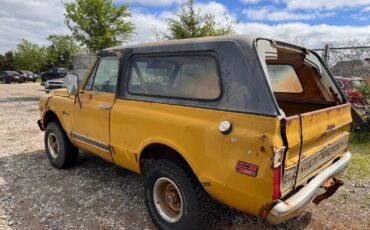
left=260, top=134, right=267, bottom=142
left=260, top=146, right=266, bottom=153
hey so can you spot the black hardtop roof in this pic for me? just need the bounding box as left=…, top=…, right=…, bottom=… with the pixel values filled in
left=101, top=35, right=258, bottom=54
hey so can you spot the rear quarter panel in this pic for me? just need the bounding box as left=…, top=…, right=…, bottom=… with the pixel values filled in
left=110, top=99, right=284, bottom=215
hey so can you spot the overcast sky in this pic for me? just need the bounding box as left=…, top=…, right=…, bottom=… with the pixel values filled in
left=1, top=0, right=370, bottom=53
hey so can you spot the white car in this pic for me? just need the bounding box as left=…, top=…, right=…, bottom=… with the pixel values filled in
left=45, top=78, right=66, bottom=93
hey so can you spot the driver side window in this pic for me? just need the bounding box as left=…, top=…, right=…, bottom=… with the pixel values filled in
left=86, top=56, right=119, bottom=93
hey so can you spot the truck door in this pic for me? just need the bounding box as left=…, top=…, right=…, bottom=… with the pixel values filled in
left=71, top=55, right=119, bottom=162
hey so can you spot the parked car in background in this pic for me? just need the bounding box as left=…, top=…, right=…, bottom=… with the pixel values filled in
left=44, top=77, right=66, bottom=93
left=41, top=68, right=69, bottom=84
left=17, top=70, right=37, bottom=82
left=335, top=76, right=369, bottom=117
left=1, top=71, right=24, bottom=83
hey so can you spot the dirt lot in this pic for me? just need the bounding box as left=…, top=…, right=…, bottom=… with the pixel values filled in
left=0, top=82, right=369, bottom=230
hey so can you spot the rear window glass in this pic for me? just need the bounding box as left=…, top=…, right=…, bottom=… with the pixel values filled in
left=267, top=65, right=303, bottom=93
left=128, top=55, right=221, bottom=100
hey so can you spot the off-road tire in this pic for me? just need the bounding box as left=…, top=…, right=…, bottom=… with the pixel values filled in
left=44, top=122, right=78, bottom=169
left=144, top=157, right=213, bottom=230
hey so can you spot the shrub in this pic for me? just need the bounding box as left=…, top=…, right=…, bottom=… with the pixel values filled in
left=350, top=118, right=370, bottom=143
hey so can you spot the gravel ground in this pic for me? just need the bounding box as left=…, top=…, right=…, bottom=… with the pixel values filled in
left=0, top=82, right=369, bottom=230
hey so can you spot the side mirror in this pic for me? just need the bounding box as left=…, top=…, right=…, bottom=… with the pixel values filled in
left=66, top=73, right=79, bottom=95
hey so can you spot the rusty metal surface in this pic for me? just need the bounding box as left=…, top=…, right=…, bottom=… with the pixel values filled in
left=267, top=151, right=351, bottom=225
left=312, top=177, right=344, bottom=205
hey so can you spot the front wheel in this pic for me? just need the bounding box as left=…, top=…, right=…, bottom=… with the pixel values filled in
left=144, top=158, right=213, bottom=230
left=44, top=122, right=79, bottom=169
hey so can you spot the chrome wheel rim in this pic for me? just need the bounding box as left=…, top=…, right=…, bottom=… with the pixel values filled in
left=47, top=133, right=60, bottom=159
left=153, top=177, right=183, bottom=223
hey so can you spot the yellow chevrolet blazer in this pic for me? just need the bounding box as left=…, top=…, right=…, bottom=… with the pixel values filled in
left=38, top=35, right=352, bottom=229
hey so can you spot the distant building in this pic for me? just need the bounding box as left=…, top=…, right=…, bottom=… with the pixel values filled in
left=330, top=59, right=370, bottom=78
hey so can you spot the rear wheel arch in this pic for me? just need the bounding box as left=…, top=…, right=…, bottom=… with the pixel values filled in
left=139, top=143, right=198, bottom=177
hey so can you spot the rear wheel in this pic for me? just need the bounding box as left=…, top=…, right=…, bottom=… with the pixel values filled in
left=144, top=158, right=213, bottom=230
left=44, top=122, right=78, bottom=168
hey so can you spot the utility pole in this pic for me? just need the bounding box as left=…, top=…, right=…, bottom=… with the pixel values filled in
left=323, top=44, right=329, bottom=64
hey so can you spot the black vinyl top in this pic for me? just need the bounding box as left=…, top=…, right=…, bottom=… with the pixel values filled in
left=100, top=35, right=280, bottom=117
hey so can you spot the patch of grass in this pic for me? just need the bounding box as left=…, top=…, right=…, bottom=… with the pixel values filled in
left=345, top=142, right=370, bottom=180
left=330, top=192, right=348, bottom=205
left=350, top=119, right=370, bottom=143
left=363, top=193, right=370, bottom=209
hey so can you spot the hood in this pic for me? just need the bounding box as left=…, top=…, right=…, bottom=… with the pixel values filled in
left=50, top=88, right=70, bottom=97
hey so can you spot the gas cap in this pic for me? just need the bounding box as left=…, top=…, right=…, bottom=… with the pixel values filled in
left=219, top=120, right=232, bottom=135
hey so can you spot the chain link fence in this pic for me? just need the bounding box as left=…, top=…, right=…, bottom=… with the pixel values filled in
left=72, top=53, right=97, bottom=80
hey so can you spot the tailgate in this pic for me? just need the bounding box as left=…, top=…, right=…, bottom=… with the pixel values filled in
left=281, top=103, right=352, bottom=195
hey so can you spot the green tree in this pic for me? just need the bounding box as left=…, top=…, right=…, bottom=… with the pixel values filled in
left=13, top=40, right=48, bottom=72
left=0, top=51, right=15, bottom=71
left=46, top=34, right=81, bottom=69
left=158, top=0, right=238, bottom=40
left=64, top=0, right=135, bottom=51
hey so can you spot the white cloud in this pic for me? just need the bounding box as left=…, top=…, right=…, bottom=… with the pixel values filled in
left=243, top=7, right=336, bottom=21
left=129, top=10, right=169, bottom=43
left=243, top=8, right=314, bottom=21
left=284, top=0, right=370, bottom=10
left=240, top=0, right=261, bottom=3
left=194, top=1, right=238, bottom=23
left=361, top=6, right=370, bottom=11
left=115, top=0, right=185, bottom=6
left=0, top=0, right=370, bottom=55
left=235, top=23, right=370, bottom=48
left=0, top=0, right=69, bottom=53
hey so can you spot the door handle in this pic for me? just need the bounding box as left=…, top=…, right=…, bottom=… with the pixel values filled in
left=98, top=104, right=111, bottom=110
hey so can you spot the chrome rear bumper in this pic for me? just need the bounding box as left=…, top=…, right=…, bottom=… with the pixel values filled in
left=267, top=151, right=351, bottom=224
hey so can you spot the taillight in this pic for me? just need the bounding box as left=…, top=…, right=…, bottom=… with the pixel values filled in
left=273, top=166, right=281, bottom=201
left=273, top=147, right=285, bottom=168
left=345, top=90, right=362, bottom=98
left=272, top=147, right=285, bottom=201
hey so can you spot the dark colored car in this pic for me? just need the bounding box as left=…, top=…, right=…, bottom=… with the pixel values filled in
left=17, top=70, right=37, bottom=82
left=335, top=76, right=369, bottom=117
left=41, top=68, right=69, bottom=83
left=1, top=71, right=24, bottom=83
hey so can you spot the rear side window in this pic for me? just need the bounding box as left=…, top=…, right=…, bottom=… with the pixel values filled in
left=128, top=55, right=221, bottom=100
left=267, top=65, right=303, bottom=93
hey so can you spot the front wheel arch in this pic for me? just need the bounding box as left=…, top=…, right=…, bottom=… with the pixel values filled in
left=43, top=110, right=62, bottom=128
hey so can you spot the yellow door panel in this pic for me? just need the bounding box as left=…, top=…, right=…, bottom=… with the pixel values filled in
left=72, top=91, right=115, bottom=161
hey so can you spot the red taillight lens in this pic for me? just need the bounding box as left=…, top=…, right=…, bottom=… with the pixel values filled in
left=345, top=90, right=362, bottom=98
left=272, top=166, right=281, bottom=201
